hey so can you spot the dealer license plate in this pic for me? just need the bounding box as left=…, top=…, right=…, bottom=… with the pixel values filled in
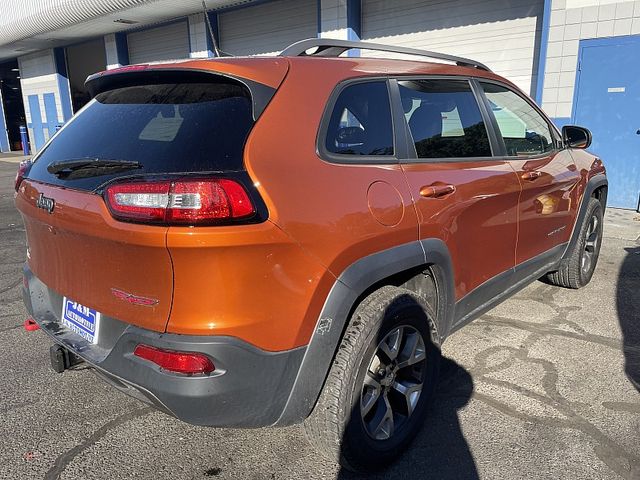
left=61, top=298, right=100, bottom=344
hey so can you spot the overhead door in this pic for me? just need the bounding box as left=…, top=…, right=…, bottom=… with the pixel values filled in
left=219, top=0, right=316, bottom=56
left=362, top=0, right=543, bottom=95
left=128, top=21, right=189, bottom=64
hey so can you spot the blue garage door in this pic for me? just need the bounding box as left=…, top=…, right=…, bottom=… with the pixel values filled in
left=573, top=35, right=640, bottom=210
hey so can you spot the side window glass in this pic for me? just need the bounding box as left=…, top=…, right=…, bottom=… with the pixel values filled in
left=325, top=81, right=394, bottom=156
left=398, top=79, right=491, bottom=159
left=480, top=82, right=554, bottom=156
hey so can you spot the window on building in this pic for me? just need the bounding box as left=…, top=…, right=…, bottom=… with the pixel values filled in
left=325, top=81, right=394, bottom=157
left=399, top=79, right=491, bottom=159
left=481, top=82, right=554, bottom=157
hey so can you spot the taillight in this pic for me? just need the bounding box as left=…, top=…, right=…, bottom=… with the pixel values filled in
left=15, top=160, right=31, bottom=192
left=105, top=178, right=255, bottom=225
left=133, top=344, right=215, bottom=375
left=106, top=181, right=169, bottom=222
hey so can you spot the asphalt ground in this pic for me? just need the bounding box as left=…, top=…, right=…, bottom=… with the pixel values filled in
left=0, top=156, right=638, bottom=479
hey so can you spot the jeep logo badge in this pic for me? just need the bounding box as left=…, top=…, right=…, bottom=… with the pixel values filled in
left=36, top=193, right=55, bottom=214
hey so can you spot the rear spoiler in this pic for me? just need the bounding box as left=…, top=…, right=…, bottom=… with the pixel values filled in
left=85, top=66, right=277, bottom=121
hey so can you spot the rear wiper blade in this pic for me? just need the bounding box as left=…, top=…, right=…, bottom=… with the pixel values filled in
left=47, top=158, right=142, bottom=177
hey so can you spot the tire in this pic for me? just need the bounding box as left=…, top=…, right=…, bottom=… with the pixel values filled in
left=304, top=286, right=441, bottom=473
left=546, top=197, right=603, bottom=289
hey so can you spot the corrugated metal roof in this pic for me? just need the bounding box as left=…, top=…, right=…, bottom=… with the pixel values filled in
left=0, top=0, right=254, bottom=61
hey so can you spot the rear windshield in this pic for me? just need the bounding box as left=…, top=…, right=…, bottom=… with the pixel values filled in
left=27, top=80, right=254, bottom=191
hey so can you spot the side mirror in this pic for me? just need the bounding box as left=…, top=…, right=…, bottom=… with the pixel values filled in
left=562, top=125, right=592, bottom=149
left=335, top=126, right=365, bottom=146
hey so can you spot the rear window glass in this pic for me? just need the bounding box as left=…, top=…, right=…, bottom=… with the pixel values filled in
left=324, top=81, right=394, bottom=157
left=28, top=81, right=254, bottom=190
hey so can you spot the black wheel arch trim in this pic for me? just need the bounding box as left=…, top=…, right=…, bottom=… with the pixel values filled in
left=562, top=174, right=607, bottom=261
left=274, top=238, right=455, bottom=426
left=276, top=174, right=607, bottom=426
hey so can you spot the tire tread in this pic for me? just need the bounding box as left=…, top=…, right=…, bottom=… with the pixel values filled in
left=304, top=286, right=438, bottom=472
left=545, top=197, right=602, bottom=289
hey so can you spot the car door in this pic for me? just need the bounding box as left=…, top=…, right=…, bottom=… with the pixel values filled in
left=477, top=81, right=581, bottom=266
left=391, top=77, right=521, bottom=327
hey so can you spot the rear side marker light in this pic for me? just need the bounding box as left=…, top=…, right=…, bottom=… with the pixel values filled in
left=105, top=179, right=255, bottom=225
left=133, top=344, right=215, bottom=375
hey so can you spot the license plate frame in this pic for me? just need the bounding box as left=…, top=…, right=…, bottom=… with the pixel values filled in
left=61, top=298, right=101, bottom=344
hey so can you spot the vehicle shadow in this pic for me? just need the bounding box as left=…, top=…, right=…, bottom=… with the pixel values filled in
left=337, top=355, right=478, bottom=479
left=617, top=246, right=640, bottom=392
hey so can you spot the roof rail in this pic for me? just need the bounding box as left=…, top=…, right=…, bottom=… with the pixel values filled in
left=279, top=38, right=491, bottom=72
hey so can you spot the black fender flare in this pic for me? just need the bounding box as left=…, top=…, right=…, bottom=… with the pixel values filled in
left=562, top=174, right=608, bottom=260
left=274, top=238, right=455, bottom=426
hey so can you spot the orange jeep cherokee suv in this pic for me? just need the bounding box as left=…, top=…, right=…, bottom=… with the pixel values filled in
left=16, top=39, right=607, bottom=472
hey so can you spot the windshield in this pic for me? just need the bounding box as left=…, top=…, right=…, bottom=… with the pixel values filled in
left=27, top=80, right=254, bottom=191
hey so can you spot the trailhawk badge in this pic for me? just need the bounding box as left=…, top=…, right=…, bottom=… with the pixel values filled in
left=35, top=193, right=55, bottom=213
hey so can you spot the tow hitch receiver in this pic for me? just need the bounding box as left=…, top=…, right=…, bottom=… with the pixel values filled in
left=49, top=344, right=84, bottom=373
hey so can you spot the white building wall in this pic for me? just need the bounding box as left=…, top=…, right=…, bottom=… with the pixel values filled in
left=188, top=13, right=211, bottom=58
left=541, top=0, right=640, bottom=118
left=361, top=0, right=543, bottom=95
left=104, top=33, right=122, bottom=69
left=219, top=0, right=317, bottom=56
left=320, top=0, right=349, bottom=39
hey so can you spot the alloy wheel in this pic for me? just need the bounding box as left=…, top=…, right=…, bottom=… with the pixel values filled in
left=360, top=325, right=427, bottom=441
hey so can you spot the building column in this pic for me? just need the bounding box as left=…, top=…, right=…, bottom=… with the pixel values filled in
left=319, top=0, right=361, bottom=55
left=319, top=0, right=361, bottom=39
left=534, top=0, right=552, bottom=104
left=105, top=32, right=129, bottom=69
left=0, top=89, right=10, bottom=152
left=53, top=48, right=72, bottom=122
left=188, top=12, right=220, bottom=58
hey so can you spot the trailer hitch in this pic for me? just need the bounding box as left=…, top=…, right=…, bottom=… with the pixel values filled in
left=49, top=344, right=84, bottom=373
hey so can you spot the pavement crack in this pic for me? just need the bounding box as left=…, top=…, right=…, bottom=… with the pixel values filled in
left=468, top=289, right=640, bottom=480
left=0, top=323, right=21, bottom=333
left=474, top=392, right=640, bottom=479
left=0, top=278, right=21, bottom=295
left=0, top=399, right=38, bottom=415
left=478, top=315, right=620, bottom=350
left=44, top=407, right=153, bottom=480
left=601, top=401, right=640, bottom=414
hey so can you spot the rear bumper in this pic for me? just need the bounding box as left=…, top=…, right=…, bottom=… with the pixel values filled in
left=23, top=266, right=305, bottom=427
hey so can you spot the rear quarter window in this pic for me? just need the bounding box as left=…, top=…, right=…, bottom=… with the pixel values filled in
left=323, top=81, right=394, bottom=158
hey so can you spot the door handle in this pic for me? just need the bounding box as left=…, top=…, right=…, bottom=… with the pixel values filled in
left=521, top=171, right=542, bottom=181
left=419, top=184, right=456, bottom=198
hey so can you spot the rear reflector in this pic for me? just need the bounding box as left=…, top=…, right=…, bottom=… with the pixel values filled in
left=105, top=178, right=255, bottom=225
left=133, top=344, right=215, bottom=375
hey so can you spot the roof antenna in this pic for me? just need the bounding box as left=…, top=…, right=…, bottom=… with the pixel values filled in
left=202, top=0, right=229, bottom=57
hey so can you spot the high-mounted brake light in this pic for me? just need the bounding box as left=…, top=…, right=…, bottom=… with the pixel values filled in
left=15, top=160, right=31, bottom=192
left=133, top=344, right=215, bottom=375
left=105, top=178, right=255, bottom=225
